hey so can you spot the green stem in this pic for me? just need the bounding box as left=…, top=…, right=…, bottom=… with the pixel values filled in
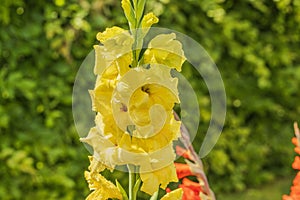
left=128, top=164, right=136, bottom=200
left=128, top=0, right=145, bottom=67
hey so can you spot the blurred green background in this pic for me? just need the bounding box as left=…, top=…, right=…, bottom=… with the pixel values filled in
left=1, top=0, right=300, bottom=199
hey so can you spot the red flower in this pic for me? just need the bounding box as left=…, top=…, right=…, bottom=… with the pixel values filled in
left=181, top=178, right=202, bottom=193
left=174, top=163, right=193, bottom=179
left=179, top=178, right=203, bottom=200
left=168, top=162, right=204, bottom=199
left=174, top=165, right=204, bottom=200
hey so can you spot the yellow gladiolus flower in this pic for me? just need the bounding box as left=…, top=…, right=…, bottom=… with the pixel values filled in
left=84, top=156, right=122, bottom=200
left=161, top=188, right=183, bottom=200
left=93, top=27, right=133, bottom=76
left=144, top=33, right=186, bottom=72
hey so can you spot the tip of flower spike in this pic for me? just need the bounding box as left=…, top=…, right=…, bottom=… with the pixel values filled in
left=142, top=12, right=159, bottom=29
left=294, top=122, right=300, bottom=148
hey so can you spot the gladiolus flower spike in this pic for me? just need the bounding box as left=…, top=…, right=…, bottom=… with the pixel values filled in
left=282, top=122, right=300, bottom=200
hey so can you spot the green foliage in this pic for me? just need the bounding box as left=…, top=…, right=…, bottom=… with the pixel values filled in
left=1, top=0, right=300, bottom=198
left=158, top=0, right=300, bottom=193
left=0, top=0, right=103, bottom=199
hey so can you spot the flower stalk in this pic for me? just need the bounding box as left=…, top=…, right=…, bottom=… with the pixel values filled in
left=128, top=164, right=139, bottom=200
left=122, top=0, right=146, bottom=67
left=174, top=112, right=215, bottom=200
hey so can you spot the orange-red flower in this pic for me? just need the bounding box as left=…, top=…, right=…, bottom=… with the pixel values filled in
left=180, top=184, right=201, bottom=200
left=181, top=177, right=202, bottom=192
left=174, top=163, right=193, bottom=179
left=179, top=178, right=202, bottom=200
left=282, top=123, right=300, bottom=200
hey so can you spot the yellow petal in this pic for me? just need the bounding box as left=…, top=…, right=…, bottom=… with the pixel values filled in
left=93, top=29, right=133, bottom=76
left=116, top=137, right=176, bottom=171
left=87, top=134, right=177, bottom=174
left=80, top=126, right=120, bottom=168
left=129, top=88, right=151, bottom=126
left=87, top=156, right=106, bottom=174
left=91, top=62, right=130, bottom=113
left=81, top=122, right=160, bottom=169
left=83, top=155, right=122, bottom=200
left=139, top=115, right=181, bottom=152
left=161, top=188, right=183, bottom=200
left=84, top=171, right=122, bottom=200
left=140, top=163, right=178, bottom=195
left=133, top=104, right=167, bottom=138
left=144, top=33, right=186, bottom=71
left=90, top=79, right=116, bottom=114
left=96, top=26, right=125, bottom=43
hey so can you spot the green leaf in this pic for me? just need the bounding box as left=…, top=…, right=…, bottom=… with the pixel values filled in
left=116, top=179, right=129, bottom=200
left=136, top=0, right=146, bottom=25
left=132, top=0, right=138, bottom=9
left=132, top=177, right=141, bottom=200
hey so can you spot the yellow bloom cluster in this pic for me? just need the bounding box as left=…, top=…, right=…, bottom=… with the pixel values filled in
left=80, top=11, right=186, bottom=197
